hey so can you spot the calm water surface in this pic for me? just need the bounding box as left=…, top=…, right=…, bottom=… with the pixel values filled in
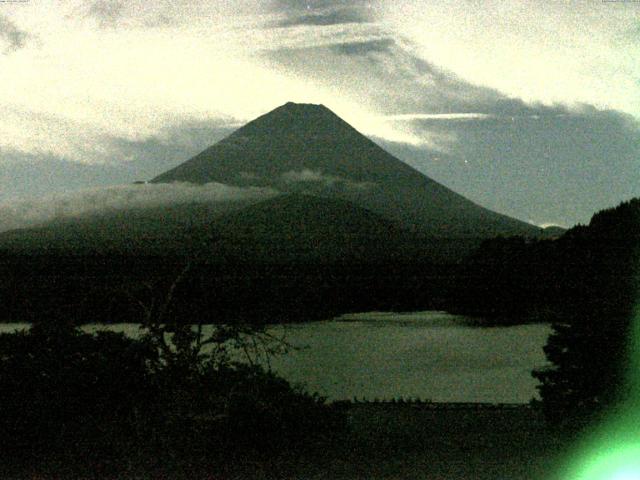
left=0, top=311, right=552, bottom=403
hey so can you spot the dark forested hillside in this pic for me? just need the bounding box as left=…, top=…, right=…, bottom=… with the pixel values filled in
left=449, top=198, right=639, bottom=325
left=531, top=199, right=640, bottom=428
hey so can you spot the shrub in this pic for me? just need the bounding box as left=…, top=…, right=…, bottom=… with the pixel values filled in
left=0, top=321, right=342, bottom=477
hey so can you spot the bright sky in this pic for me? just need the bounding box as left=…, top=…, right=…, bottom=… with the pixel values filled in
left=0, top=0, right=639, bottom=226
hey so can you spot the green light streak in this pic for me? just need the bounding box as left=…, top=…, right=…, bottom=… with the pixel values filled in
left=558, top=308, right=640, bottom=480
left=568, top=441, right=640, bottom=480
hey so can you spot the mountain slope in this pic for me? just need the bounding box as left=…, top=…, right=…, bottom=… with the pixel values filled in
left=208, top=193, right=428, bottom=264
left=212, top=193, right=402, bottom=238
left=152, top=102, right=540, bottom=238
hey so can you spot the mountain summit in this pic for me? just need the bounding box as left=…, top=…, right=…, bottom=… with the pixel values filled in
left=152, top=102, right=539, bottom=238
left=152, top=101, right=417, bottom=187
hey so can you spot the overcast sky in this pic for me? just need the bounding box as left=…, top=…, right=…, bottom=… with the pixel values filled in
left=0, top=0, right=638, bottom=227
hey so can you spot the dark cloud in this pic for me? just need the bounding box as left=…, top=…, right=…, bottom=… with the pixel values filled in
left=271, top=0, right=369, bottom=12
left=330, top=39, right=393, bottom=55
left=143, top=13, right=175, bottom=28
left=274, top=8, right=370, bottom=27
left=85, top=0, right=125, bottom=28
left=74, top=1, right=175, bottom=29
left=0, top=15, right=30, bottom=53
left=268, top=0, right=376, bottom=30
left=261, top=36, right=569, bottom=118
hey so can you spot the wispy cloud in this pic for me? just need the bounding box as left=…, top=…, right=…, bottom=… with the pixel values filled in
left=382, top=113, right=574, bottom=122
left=259, top=35, right=562, bottom=119
left=257, top=22, right=390, bottom=51
left=538, top=222, right=567, bottom=229
left=379, top=0, right=640, bottom=119
left=0, top=182, right=278, bottom=233
left=0, top=100, right=238, bottom=164
left=280, top=169, right=375, bottom=191
left=383, top=113, right=494, bottom=121
left=273, top=6, right=370, bottom=28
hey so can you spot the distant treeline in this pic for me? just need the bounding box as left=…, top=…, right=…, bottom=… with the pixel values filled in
left=0, top=254, right=459, bottom=325
left=448, top=198, right=640, bottom=325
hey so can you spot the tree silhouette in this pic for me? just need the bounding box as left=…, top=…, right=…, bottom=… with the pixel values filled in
left=532, top=198, right=640, bottom=430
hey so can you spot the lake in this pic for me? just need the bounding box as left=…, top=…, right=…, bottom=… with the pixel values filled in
left=0, top=311, right=552, bottom=403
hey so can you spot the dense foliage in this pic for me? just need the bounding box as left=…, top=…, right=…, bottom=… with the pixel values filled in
left=532, top=199, right=640, bottom=430
left=0, top=253, right=457, bottom=325
left=0, top=319, right=342, bottom=478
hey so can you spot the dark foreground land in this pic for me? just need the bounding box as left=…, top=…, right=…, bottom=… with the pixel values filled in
left=262, top=403, right=569, bottom=480
left=2, top=403, right=569, bottom=480
left=320, top=403, right=568, bottom=480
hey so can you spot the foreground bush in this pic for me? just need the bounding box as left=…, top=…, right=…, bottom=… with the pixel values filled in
left=0, top=321, right=342, bottom=478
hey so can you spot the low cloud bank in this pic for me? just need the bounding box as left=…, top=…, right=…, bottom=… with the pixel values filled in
left=280, top=169, right=375, bottom=191
left=0, top=182, right=278, bottom=233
